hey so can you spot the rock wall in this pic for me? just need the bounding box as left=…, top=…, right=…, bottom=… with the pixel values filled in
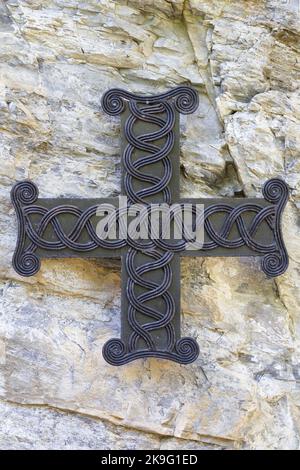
left=0, top=0, right=300, bottom=450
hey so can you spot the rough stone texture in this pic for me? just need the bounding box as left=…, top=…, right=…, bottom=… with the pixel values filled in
left=0, top=0, right=300, bottom=450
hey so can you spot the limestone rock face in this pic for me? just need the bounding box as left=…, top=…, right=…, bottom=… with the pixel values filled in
left=1, top=0, right=300, bottom=450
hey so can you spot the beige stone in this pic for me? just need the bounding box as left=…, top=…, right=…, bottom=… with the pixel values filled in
left=0, top=0, right=300, bottom=450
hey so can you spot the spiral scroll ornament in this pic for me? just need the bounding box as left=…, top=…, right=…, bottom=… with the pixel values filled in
left=102, top=338, right=127, bottom=365
left=13, top=180, right=39, bottom=205
left=101, top=86, right=199, bottom=116
left=262, top=178, right=289, bottom=204
left=175, top=338, right=200, bottom=364
left=17, top=253, right=41, bottom=277
left=11, top=181, right=41, bottom=276
left=261, top=178, right=289, bottom=277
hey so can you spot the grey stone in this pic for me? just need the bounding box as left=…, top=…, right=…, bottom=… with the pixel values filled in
left=0, top=0, right=300, bottom=450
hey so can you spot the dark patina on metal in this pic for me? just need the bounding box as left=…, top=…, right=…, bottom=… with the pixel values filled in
left=11, top=86, right=289, bottom=366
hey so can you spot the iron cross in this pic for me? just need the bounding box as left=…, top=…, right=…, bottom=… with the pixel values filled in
left=11, top=86, right=289, bottom=366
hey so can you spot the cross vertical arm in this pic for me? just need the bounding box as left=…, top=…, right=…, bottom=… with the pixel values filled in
left=101, top=87, right=201, bottom=365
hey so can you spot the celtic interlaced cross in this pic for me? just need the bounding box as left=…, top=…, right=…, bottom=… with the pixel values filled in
left=11, top=87, right=289, bottom=365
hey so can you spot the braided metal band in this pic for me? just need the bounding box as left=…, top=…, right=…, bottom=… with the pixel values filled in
left=11, top=182, right=288, bottom=272
left=11, top=86, right=289, bottom=366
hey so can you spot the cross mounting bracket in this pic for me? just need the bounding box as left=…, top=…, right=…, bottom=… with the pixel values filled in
left=11, top=86, right=289, bottom=366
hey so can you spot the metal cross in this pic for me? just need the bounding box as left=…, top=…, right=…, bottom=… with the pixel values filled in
left=11, top=87, right=289, bottom=366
